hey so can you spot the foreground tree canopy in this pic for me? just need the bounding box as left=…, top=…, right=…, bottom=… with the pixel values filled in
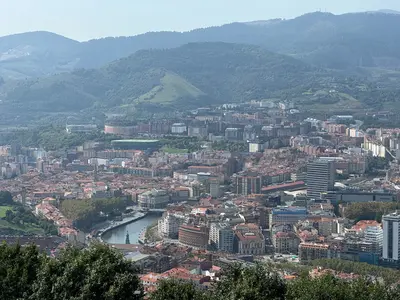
left=0, top=242, right=143, bottom=300
left=0, top=242, right=399, bottom=300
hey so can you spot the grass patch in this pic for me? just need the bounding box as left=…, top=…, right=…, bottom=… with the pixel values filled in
left=0, top=206, right=13, bottom=218
left=302, top=91, right=363, bottom=113
left=162, top=147, right=189, bottom=154
left=0, top=219, right=44, bottom=235
left=134, top=72, right=205, bottom=104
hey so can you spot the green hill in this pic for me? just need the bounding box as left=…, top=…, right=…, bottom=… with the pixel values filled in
left=0, top=43, right=323, bottom=112
left=132, top=72, right=205, bottom=104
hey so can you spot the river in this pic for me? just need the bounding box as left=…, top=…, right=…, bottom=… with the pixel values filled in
left=101, top=214, right=160, bottom=244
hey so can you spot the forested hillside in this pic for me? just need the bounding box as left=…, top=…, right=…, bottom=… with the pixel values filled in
left=0, top=43, right=324, bottom=112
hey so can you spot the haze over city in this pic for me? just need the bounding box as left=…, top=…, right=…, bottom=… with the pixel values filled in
left=0, top=0, right=399, bottom=40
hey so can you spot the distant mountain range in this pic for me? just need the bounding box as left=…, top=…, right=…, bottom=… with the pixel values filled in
left=1, top=11, right=400, bottom=119
left=368, top=9, right=400, bottom=14
left=2, top=11, right=400, bottom=79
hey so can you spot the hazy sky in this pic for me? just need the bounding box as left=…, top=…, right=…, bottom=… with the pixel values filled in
left=0, top=0, right=399, bottom=41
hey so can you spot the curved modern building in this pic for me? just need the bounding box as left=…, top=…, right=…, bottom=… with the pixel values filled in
left=178, top=225, right=209, bottom=249
left=104, top=125, right=135, bottom=137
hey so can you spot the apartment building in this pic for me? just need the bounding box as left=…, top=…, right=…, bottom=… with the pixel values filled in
left=298, top=243, right=331, bottom=262
left=209, top=222, right=234, bottom=253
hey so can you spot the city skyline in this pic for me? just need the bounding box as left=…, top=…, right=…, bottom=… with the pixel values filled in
left=0, top=0, right=399, bottom=41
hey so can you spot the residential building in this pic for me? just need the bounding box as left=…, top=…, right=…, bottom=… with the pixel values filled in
left=363, top=137, right=387, bottom=158
left=209, top=178, right=221, bottom=198
left=234, top=173, right=262, bottom=195
left=249, top=142, right=264, bottom=153
left=364, top=225, right=383, bottom=255
left=209, top=223, right=234, bottom=253
left=225, top=128, right=243, bottom=141
left=383, top=212, right=400, bottom=260
left=171, top=123, right=187, bottom=134
left=299, top=243, right=331, bottom=262
left=307, top=159, right=336, bottom=200
left=272, top=231, right=300, bottom=254
left=158, top=212, right=186, bottom=238
left=188, top=126, right=208, bottom=138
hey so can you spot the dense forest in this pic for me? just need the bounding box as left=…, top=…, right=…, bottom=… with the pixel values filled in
left=342, top=202, right=400, bottom=222
left=0, top=125, right=118, bottom=151
left=1, top=243, right=399, bottom=300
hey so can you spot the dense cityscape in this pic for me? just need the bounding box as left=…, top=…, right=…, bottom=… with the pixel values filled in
left=2, top=97, right=400, bottom=296
left=3, top=3, right=400, bottom=299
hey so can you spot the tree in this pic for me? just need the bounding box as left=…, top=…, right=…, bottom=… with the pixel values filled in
left=286, top=274, right=349, bottom=300
left=0, top=191, right=13, bottom=205
left=30, top=243, right=143, bottom=300
left=4, top=209, right=14, bottom=222
left=0, top=243, right=43, bottom=300
left=149, top=279, right=208, bottom=300
left=286, top=274, right=400, bottom=300
left=212, top=263, right=286, bottom=300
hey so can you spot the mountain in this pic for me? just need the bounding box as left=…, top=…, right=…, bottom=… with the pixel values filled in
left=2, top=12, right=400, bottom=79
left=0, top=31, right=79, bottom=78
left=0, top=43, right=323, bottom=113
left=77, top=12, right=400, bottom=70
left=368, top=9, right=400, bottom=14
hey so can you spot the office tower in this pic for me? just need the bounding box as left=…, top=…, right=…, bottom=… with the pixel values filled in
left=383, top=212, right=400, bottom=260
left=307, top=159, right=336, bottom=200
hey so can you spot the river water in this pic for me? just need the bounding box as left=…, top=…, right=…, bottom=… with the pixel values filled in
left=102, top=214, right=160, bottom=244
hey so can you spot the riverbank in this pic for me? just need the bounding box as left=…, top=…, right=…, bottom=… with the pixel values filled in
left=98, top=212, right=147, bottom=243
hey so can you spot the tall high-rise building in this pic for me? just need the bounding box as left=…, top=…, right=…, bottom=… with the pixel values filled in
left=383, top=212, right=400, bottom=260
left=306, top=159, right=336, bottom=200
left=234, top=173, right=262, bottom=195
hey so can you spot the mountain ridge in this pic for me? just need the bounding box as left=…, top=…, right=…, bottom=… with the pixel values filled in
left=2, top=11, right=400, bottom=78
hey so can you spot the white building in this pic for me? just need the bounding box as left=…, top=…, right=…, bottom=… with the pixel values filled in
left=383, top=212, right=400, bottom=260
left=249, top=142, right=264, bottom=153
left=209, top=223, right=234, bottom=253
left=364, top=225, right=383, bottom=255
left=171, top=123, right=187, bottom=134
left=66, top=124, right=97, bottom=134
left=363, top=137, right=387, bottom=158
left=158, top=212, right=186, bottom=238
left=138, top=189, right=169, bottom=209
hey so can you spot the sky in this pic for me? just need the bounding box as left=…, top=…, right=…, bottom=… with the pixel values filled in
left=0, top=0, right=399, bottom=41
